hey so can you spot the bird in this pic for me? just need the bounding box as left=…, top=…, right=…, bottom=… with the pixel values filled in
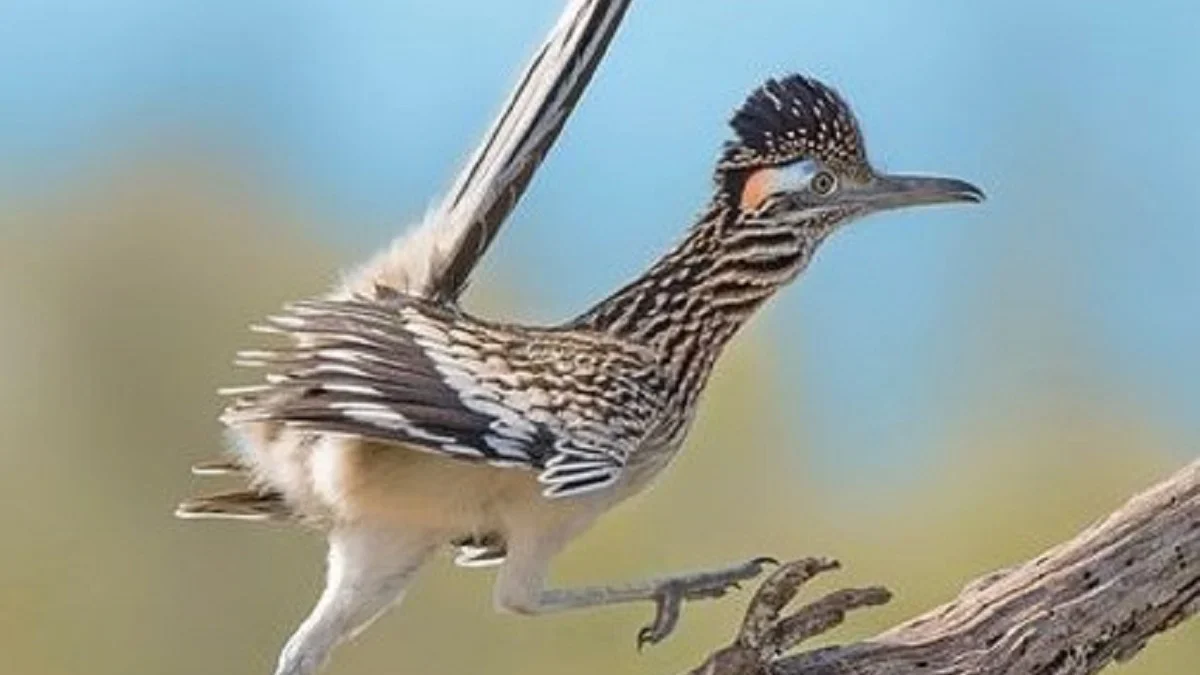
left=177, top=7, right=984, bottom=675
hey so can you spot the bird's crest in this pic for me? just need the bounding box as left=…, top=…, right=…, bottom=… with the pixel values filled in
left=719, top=74, right=866, bottom=173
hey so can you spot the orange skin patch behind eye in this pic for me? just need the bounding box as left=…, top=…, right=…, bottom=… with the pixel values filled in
left=739, top=167, right=778, bottom=211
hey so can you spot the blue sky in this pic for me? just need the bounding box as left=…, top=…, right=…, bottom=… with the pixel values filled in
left=2, top=0, right=1197, bottom=472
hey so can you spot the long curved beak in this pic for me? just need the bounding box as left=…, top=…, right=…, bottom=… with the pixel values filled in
left=860, top=173, right=985, bottom=212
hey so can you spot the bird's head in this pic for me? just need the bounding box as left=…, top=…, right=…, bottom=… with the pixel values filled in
left=716, top=74, right=983, bottom=236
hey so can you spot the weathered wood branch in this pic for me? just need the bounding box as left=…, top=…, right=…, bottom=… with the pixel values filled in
left=688, top=459, right=1200, bottom=675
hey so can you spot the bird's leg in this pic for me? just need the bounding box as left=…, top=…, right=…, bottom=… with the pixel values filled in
left=275, top=525, right=436, bottom=675
left=494, top=534, right=774, bottom=648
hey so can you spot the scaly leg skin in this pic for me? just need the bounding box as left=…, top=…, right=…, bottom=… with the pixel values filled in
left=275, top=525, right=436, bottom=675
left=494, top=536, right=775, bottom=649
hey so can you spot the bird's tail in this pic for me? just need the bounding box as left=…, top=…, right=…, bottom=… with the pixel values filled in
left=340, top=0, right=632, bottom=303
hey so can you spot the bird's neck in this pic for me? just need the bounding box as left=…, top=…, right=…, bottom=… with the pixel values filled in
left=572, top=199, right=821, bottom=404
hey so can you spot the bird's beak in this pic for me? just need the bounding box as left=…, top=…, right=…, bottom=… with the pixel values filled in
left=859, top=173, right=985, bottom=212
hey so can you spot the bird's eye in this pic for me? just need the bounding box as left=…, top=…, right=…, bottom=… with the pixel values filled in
left=810, top=171, right=838, bottom=196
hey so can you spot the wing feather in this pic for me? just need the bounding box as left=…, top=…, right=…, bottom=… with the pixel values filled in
left=224, top=297, right=650, bottom=498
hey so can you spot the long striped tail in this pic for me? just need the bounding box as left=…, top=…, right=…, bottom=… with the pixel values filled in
left=341, top=0, right=633, bottom=302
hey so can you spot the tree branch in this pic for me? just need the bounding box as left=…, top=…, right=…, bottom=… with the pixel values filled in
left=687, top=459, right=1200, bottom=675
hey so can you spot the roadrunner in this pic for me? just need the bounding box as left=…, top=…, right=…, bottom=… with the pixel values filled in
left=178, top=3, right=983, bottom=674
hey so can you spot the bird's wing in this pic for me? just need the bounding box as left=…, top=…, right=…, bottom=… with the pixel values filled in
left=344, top=0, right=633, bottom=302
left=222, top=296, right=663, bottom=498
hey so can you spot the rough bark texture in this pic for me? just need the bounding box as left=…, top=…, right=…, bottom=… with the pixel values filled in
left=688, top=459, right=1200, bottom=675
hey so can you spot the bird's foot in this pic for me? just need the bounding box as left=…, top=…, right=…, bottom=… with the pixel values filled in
left=636, top=556, right=778, bottom=650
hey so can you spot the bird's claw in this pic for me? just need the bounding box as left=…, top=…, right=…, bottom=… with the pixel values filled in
left=635, top=556, right=776, bottom=651
left=636, top=625, right=658, bottom=651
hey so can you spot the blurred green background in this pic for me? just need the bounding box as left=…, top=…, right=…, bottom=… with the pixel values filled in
left=1, top=1, right=1197, bottom=674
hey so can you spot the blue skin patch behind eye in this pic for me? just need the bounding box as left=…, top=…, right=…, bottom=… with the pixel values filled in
left=772, top=159, right=820, bottom=193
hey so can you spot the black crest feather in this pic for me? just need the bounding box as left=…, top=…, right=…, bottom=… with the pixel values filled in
left=720, top=74, right=866, bottom=171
